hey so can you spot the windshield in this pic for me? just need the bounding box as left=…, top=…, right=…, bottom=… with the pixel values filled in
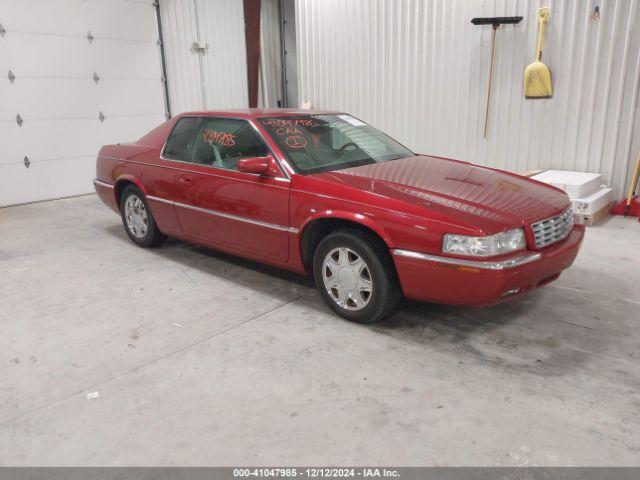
left=259, top=114, right=414, bottom=174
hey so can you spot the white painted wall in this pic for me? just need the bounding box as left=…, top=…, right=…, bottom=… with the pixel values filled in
left=159, top=0, right=248, bottom=114
left=296, top=0, right=640, bottom=199
left=0, top=0, right=166, bottom=207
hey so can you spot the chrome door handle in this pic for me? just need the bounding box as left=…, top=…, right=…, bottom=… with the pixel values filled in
left=179, top=176, right=192, bottom=185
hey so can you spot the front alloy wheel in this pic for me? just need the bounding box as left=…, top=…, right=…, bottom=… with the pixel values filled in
left=313, top=230, right=401, bottom=324
left=322, top=247, right=373, bottom=311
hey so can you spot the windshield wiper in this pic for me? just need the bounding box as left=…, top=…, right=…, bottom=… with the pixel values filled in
left=380, top=154, right=407, bottom=162
left=304, top=157, right=374, bottom=174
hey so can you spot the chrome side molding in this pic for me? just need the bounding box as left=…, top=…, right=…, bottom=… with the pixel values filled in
left=393, top=249, right=541, bottom=270
left=146, top=195, right=173, bottom=206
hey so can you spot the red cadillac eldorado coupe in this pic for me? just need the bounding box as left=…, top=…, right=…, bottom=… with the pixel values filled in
left=94, top=109, right=584, bottom=323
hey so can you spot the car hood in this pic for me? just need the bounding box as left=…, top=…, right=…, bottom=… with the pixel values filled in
left=312, top=155, right=570, bottom=233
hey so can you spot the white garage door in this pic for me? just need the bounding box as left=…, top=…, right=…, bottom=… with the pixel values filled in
left=0, top=0, right=166, bottom=207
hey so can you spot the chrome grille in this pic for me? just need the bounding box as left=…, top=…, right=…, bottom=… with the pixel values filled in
left=531, top=208, right=574, bottom=249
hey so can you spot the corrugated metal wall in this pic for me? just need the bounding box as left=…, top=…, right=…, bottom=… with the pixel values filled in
left=258, top=0, right=282, bottom=108
left=160, top=0, right=248, bottom=114
left=159, top=0, right=202, bottom=113
left=282, top=0, right=298, bottom=107
left=296, top=0, right=640, bottom=199
left=258, top=0, right=299, bottom=108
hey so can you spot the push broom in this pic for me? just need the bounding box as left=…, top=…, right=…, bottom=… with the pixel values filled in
left=471, top=15, right=523, bottom=138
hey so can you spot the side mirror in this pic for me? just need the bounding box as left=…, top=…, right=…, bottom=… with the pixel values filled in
left=237, top=155, right=275, bottom=176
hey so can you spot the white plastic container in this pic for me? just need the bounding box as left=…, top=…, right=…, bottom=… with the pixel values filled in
left=532, top=170, right=603, bottom=198
left=571, top=187, right=613, bottom=215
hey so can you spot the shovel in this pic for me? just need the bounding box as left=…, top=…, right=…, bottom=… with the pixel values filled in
left=524, top=7, right=552, bottom=98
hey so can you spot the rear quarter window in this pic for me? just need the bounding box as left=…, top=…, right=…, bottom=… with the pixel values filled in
left=163, top=117, right=201, bottom=161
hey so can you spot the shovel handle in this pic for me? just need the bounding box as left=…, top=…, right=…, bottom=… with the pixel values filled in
left=627, top=151, right=640, bottom=207
left=536, top=7, right=549, bottom=61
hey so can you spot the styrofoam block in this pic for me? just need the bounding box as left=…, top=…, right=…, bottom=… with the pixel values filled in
left=532, top=170, right=603, bottom=198
left=571, top=187, right=613, bottom=215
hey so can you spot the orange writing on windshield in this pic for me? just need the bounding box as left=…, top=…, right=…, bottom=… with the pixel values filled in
left=276, top=126, right=304, bottom=136
left=286, top=135, right=308, bottom=149
left=263, top=118, right=318, bottom=128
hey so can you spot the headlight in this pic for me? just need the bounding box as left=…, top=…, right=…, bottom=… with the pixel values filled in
left=442, top=228, right=526, bottom=257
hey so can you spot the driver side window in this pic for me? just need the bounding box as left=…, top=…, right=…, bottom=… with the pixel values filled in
left=190, top=118, right=269, bottom=171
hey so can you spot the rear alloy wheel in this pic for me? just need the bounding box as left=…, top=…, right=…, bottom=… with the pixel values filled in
left=120, top=185, right=166, bottom=247
left=124, top=194, right=148, bottom=239
left=313, top=230, right=401, bottom=324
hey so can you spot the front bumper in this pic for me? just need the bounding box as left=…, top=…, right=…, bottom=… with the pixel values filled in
left=392, top=225, right=585, bottom=306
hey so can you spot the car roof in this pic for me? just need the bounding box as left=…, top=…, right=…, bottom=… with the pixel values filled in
left=177, top=108, right=342, bottom=119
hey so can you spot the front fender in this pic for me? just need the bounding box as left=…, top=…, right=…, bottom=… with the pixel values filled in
left=299, top=210, right=394, bottom=247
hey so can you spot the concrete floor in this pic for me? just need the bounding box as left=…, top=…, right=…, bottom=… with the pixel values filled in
left=0, top=194, right=639, bottom=466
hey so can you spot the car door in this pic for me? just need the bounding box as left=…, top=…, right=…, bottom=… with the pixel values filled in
left=140, top=117, right=205, bottom=238
left=164, top=116, right=291, bottom=262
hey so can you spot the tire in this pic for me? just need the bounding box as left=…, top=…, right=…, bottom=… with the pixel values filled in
left=313, top=229, right=402, bottom=324
left=120, top=185, right=166, bottom=247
